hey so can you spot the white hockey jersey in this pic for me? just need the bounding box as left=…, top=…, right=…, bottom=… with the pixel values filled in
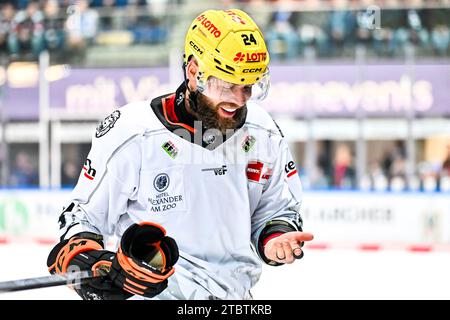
left=58, top=84, right=303, bottom=300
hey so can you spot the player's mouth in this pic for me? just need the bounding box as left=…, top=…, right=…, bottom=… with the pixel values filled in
left=218, top=106, right=238, bottom=118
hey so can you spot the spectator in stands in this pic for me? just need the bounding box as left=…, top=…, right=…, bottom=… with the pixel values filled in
left=431, top=25, right=449, bottom=56
left=429, top=8, right=450, bottom=56
left=0, top=3, right=15, bottom=56
left=327, top=0, right=356, bottom=56
left=297, top=4, right=329, bottom=57
left=43, top=0, right=65, bottom=55
left=96, top=0, right=115, bottom=31
left=332, top=143, right=356, bottom=189
left=128, top=0, right=168, bottom=45
left=382, top=140, right=406, bottom=179
left=383, top=0, right=429, bottom=57
left=9, top=151, right=39, bottom=187
left=439, top=144, right=450, bottom=191
left=371, top=0, right=403, bottom=56
left=405, top=0, right=430, bottom=52
left=389, top=154, right=407, bottom=190
left=65, top=0, right=99, bottom=61
left=61, top=160, right=80, bottom=187
left=8, top=0, right=45, bottom=60
left=265, top=0, right=300, bottom=61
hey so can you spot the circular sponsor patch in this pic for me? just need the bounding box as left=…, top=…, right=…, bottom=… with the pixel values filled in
left=153, top=173, right=170, bottom=192
left=95, top=110, right=121, bottom=138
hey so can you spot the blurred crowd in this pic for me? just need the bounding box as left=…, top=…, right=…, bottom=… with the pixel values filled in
left=0, top=0, right=449, bottom=63
left=1, top=143, right=90, bottom=187
left=307, top=140, right=450, bottom=192
left=0, top=0, right=180, bottom=62
left=260, top=0, right=450, bottom=60
left=3, top=140, right=450, bottom=192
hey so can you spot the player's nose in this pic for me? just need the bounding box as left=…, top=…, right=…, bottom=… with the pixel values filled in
left=233, top=87, right=251, bottom=106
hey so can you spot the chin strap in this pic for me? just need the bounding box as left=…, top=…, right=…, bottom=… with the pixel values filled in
left=182, top=62, right=200, bottom=113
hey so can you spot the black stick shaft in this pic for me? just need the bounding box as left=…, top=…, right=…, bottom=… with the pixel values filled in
left=0, top=271, right=100, bottom=293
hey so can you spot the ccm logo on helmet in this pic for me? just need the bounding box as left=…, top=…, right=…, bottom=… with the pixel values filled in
left=234, top=52, right=267, bottom=62
left=189, top=41, right=204, bottom=55
left=243, top=68, right=263, bottom=73
left=196, top=14, right=222, bottom=38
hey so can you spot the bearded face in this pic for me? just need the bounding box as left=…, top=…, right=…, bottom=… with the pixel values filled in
left=195, top=93, right=247, bottom=134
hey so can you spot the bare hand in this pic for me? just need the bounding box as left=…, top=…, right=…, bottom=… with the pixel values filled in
left=264, top=232, right=314, bottom=264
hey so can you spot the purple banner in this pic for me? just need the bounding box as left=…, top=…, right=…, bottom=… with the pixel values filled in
left=49, top=67, right=171, bottom=116
left=262, top=64, right=450, bottom=117
left=3, top=86, right=39, bottom=120
left=2, top=64, right=449, bottom=120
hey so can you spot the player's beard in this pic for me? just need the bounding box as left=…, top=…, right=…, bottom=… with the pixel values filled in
left=195, top=93, right=247, bottom=134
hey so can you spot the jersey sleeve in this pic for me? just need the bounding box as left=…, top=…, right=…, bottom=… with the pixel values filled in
left=58, top=106, right=145, bottom=241
left=250, top=136, right=303, bottom=265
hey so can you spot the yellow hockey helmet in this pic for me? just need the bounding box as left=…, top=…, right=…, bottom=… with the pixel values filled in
left=184, top=9, right=270, bottom=101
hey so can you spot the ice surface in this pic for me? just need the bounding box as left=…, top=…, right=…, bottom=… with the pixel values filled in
left=0, top=244, right=449, bottom=300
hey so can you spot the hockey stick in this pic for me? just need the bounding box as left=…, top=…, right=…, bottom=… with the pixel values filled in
left=0, top=270, right=101, bottom=293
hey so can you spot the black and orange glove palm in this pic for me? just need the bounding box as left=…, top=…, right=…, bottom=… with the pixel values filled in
left=109, top=222, right=179, bottom=298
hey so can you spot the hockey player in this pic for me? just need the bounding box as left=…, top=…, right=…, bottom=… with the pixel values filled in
left=47, top=9, right=314, bottom=300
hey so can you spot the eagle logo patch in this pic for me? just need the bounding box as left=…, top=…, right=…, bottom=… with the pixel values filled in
left=95, top=110, right=121, bottom=138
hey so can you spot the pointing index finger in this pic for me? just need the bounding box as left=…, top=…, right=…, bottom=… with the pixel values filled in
left=286, top=232, right=314, bottom=242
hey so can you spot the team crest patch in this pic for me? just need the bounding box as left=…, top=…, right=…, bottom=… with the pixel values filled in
left=95, top=110, right=121, bottom=138
left=242, top=135, right=256, bottom=153
left=154, top=173, right=170, bottom=192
